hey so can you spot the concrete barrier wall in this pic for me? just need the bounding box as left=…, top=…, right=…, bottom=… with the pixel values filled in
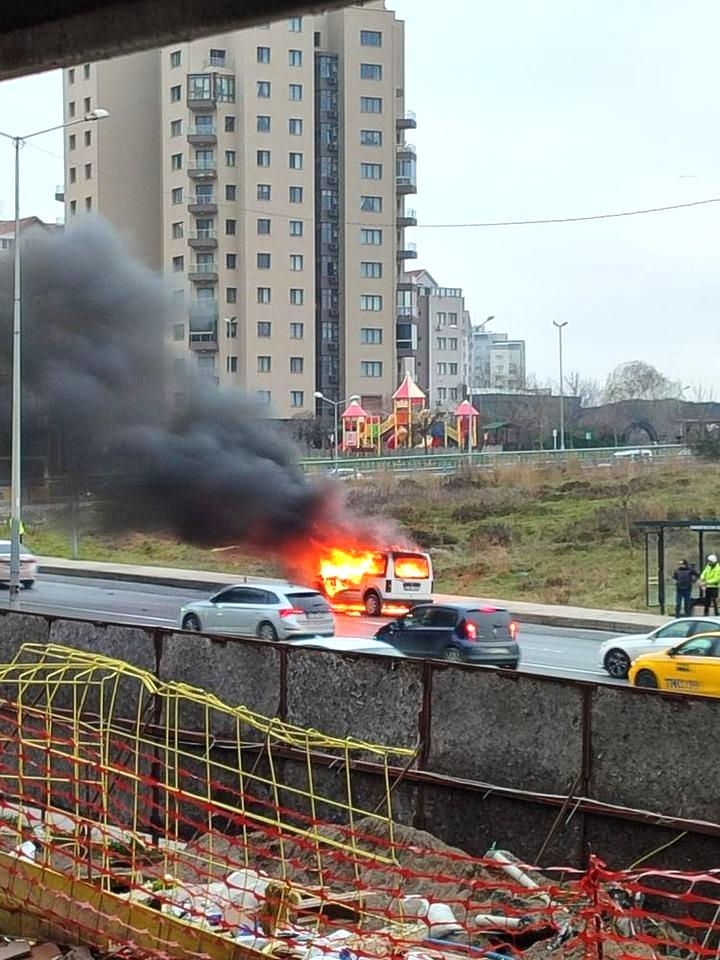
left=0, top=609, right=717, bottom=868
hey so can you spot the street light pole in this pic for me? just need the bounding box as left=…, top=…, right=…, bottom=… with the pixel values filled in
left=553, top=321, right=568, bottom=452
left=314, top=391, right=360, bottom=469
left=0, top=109, right=110, bottom=599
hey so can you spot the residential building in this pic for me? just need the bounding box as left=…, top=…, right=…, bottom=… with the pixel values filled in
left=0, top=217, right=63, bottom=251
left=62, top=2, right=417, bottom=419
left=397, top=269, right=471, bottom=410
left=471, top=328, right=526, bottom=392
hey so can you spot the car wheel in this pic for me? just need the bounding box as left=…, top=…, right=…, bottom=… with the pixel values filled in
left=182, top=614, right=202, bottom=632
left=604, top=648, right=631, bottom=679
left=21, top=580, right=34, bottom=589
left=443, top=646, right=463, bottom=662
left=634, top=669, right=659, bottom=689
left=364, top=591, right=382, bottom=617
left=257, top=621, right=279, bottom=643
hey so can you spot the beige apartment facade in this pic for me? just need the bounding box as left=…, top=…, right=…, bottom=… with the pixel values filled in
left=62, top=1, right=416, bottom=420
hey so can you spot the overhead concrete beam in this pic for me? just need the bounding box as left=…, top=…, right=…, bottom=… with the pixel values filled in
left=0, top=0, right=354, bottom=80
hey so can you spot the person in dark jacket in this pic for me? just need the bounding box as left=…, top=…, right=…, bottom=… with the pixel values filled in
left=673, top=559, right=698, bottom=617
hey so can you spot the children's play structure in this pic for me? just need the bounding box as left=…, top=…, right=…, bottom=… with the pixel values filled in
left=339, top=374, right=482, bottom=453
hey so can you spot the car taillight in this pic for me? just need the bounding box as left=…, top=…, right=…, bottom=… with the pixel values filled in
left=279, top=607, right=304, bottom=618
left=509, top=621, right=519, bottom=640
left=465, top=621, right=478, bottom=641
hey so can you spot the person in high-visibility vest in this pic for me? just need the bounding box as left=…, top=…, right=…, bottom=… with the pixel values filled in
left=5, top=518, right=25, bottom=543
left=700, top=554, right=720, bottom=616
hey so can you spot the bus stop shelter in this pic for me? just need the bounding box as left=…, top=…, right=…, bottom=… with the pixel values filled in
left=634, top=519, right=720, bottom=614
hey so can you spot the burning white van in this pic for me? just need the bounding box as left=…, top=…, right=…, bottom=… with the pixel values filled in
left=317, top=547, right=434, bottom=616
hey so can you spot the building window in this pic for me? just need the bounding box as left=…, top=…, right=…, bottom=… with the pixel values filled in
left=226, top=253, right=237, bottom=269
left=68, top=101, right=76, bottom=118
left=227, top=319, right=238, bottom=338
left=361, top=162, right=382, bottom=180
left=170, top=49, right=182, bottom=67
left=171, top=153, right=183, bottom=171
left=290, top=254, right=304, bottom=271
left=360, top=63, right=382, bottom=80
left=68, top=134, right=76, bottom=150
left=227, top=356, right=238, bottom=373
left=225, top=150, right=236, bottom=167
left=437, top=337, right=447, bottom=350
left=257, top=184, right=271, bottom=201
left=172, top=221, right=184, bottom=239
left=188, top=74, right=211, bottom=100
left=437, top=387, right=447, bottom=401
left=226, top=219, right=237, bottom=235
left=289, top=49, right=303, bottom=66
left=290, top=390, right=305, bottom=408
left=257, top=218, right=271, bottom=235
left=436, top=312, right=446, bottom=326
left=257, top=81, right=271, bottom=98
left=448, top=312, right=458, bottom=324
left=289, top=152, right=303, bottom=169
left=361, top=195, right=382, bottom=213
left=171, top=119, right=182, bottom=137
left=449, top=337, right=458, bottom=350
left=257, top=115, right=271, bottom=133
left=289, top=83, right=303, bottom=101
left=69, top=200, right=77, bottom=215
left=257, top=150, right=271, bottom=167
left=436, top=362, right=447, bottom=375
left=360, top=228, right=382, bottom=245
left=290, top=357, right=304, bottom=374
left=289, top=186, right=303, bottom=203
left=361, top=261, right=382, bottom=279
left=225, top=184, right=236, bottom=201
left=226, top=287, right=237, bottom=304
left=225, top=116, right=236, bottom=132
left=361, top=328, right=383, bottom=344
left=289, top=16, right=302, bottom=31
left=209, top=48, right=226, bottom=65
left=258, top=355, right=272, bottom=373
left=290, top=322, right=304, bottom=339
left=257, top=390, right=272, bottom=404
left=216, top=76, right=235, bottom=102
left=173, top=322, right=185, bottom=341
left=361, top=361, right=383, bottom=377
left=68, top=68, right=75, bottom=84
left=360, top=29, right=382, bottom=46
left=361, top=96, right=382, bottom=114
left=290, top=288, right=304, bottom=305
left=257, top=252, right=271, bottom=269
left=170, top=85, right=182, bottom=103
left=257, top=321, right=272, bottom=337
left=83, top=63, right=90, bottom=79
left=172, top=256, right=184, bottom=272
left=257, top=46, right=271, bottom=64
left=289, top=220, right=303, bottom=237
left=83, top=96, right=91, bottom=113
left=360, top=294, right=382, bottom=311
left=360, top=129, right=382, bottom=146
left=257, top=287, right=271, bottom=304
left=289, top=118, right=303, bottom=135
left=450, top=387, right=458, bottom=401
left=69, top=167, right=77, bottom=184
left=171, top=187, right=183, bottom=204
left=84, top=130, right=92, bottom=147
left=449, top=363, right=458, bottom=375
left=85, top=196, right=92, bottom=211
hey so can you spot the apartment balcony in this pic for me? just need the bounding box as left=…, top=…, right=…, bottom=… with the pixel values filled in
left=187, top=125, right=217, bottom=145
left=189, top=330, right=218, bottom=351
left=397, top=241, right=418, bottom=260
left=396, top=174, right=417, bottom=196
left=188, top=94, right=216, bottom=111
left=397, top=280, right=416, bottom=293
left=188, top=161, right=217, bottom=180
left=397, top=141, right=416, bottom=158
left=187, top=194, right=217, bottom=213
left=203, top=56, right=236, bottom=71
left=189, top=307, right=218, bottom=350
left=55, top=184, right=64, bottom=202
left=396, top=109, right=417, bottom=130
left=188, top=229, right=218, bottom=249
left=396, top=305, right=417, bottom=319
left=188, top=262, right=218, bottom=282
left=398, top=207, right=417, bottom=227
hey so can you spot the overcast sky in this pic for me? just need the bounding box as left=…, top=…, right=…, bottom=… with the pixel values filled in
left=1, top=0, right=719, bottom=390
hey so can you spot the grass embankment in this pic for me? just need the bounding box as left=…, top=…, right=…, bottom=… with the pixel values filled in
left=23, top=459, right=719, bottom=612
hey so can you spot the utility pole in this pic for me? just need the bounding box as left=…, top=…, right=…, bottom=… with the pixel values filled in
left=553, top=321, right=568, bottom=452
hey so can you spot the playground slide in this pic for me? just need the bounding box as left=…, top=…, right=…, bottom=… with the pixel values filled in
left=444, top=424, right=460, bottom=445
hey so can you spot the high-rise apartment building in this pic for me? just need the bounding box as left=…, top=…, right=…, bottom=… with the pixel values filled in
left=397, top=269, right=471, bottom=410
left=470, top=328, right=526, bottom=392
left=62, top=2, right=416, bottom=419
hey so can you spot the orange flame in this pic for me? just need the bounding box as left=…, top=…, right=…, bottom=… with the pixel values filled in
left=317, top=547, right=386, bottom=598
left=393, top=554, right=430, bottom=579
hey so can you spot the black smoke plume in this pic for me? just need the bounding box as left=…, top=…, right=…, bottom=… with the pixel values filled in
left=0, top=219, right=392, bottom=552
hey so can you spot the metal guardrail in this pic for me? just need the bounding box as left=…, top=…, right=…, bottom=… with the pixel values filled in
left=299, top=444, right=688, bottom=474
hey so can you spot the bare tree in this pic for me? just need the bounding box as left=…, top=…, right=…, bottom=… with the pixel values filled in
left=604, top=361, right=682, bottom=402
left=565, top=371, right=601, bottom=407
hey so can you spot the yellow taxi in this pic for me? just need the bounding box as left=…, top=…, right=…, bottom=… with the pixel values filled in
left=628, top=631, right=720, bottom=697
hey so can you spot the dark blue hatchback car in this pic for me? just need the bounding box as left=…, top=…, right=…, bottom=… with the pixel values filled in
left=375, top=602, right=519, bottom=667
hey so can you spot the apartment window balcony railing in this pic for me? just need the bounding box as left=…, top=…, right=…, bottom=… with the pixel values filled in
left=397, top=241, right=418, bottom=260
left=188, top=160, right=217, bottom=179
left=398, top=207, right=417, bottom=226
left=396, top=109, right=417, bottom=130
left=188, top=230, right=218, bottom=248
left=203, top=57, right=235, bottom=70
left=189, top=262, right=218, bottom=282
left=397, top=141, right=416, bottom=156
left=187, top=194, right=217, bottom=212
left=187, top=125, right=217, bottom=144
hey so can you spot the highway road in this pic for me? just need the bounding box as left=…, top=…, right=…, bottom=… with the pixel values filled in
left=0, top=575, right=628, bottom=685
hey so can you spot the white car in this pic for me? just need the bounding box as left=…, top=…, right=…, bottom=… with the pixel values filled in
left=598, top=616, right=720, bottom=679
left=0, top=540, right=37, bottom=588
left=286, top=636, right=404, bottom=657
